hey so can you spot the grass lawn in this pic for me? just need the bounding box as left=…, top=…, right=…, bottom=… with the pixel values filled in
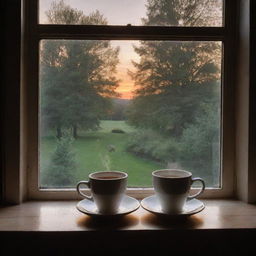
left=40, top=120, right=163, bottom=187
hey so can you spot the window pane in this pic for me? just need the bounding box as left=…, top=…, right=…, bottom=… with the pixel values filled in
left=39, top=39, right=222, bottom=189
left=39, top=0, right=223, bottom=27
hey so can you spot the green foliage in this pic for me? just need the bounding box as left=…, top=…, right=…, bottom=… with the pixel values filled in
left=128, top=40, right=221, bottom=137
left=178, top=102, right=220, bottom=185
left=40, top=1, right=120, bottom=138
left=46, top=0, right=108, bottom=25
left=126, top=0, right=222, bottom=185
left=143, top=0, right=222, bottom=26
left=126, top=101, right=221, bottom=186
left=41, top=133, right=77, bottom=188
left=103, top=98, right=130, bottom=121
left=128, top=1, right=222, bottom=138
left=127, top=129, right=179, bottom=163
left=40, top=121, right=162, bottom=187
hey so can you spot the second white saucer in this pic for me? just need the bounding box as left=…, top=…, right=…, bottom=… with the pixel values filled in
left=141, top=195, right=205, bottom=216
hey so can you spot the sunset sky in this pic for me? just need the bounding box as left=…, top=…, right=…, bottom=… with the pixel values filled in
left=40, top=0, right=147, bottom=99
left=111, top=41, right=140, bottom=99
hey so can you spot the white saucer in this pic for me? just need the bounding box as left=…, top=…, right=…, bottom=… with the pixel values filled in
left=76, top=195, right=140, bottom=217
left=141, top=195, right=205, bottom=216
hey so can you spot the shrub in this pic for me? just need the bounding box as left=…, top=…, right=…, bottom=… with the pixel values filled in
left=41, top=134, right=77, bottom=188
left=111, top=129, right=125, bottom=133
left=126, top=129, right=179, bottom=163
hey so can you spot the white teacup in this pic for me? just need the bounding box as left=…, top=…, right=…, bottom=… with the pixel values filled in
left=153, top=169, right=205, bottom=214
left=76, top=171, right=128, bottom=214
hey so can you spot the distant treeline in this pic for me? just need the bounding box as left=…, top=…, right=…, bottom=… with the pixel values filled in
left=103, top=98, right=130, bottom=121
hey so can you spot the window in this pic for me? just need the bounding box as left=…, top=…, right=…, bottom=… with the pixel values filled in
left=25, top=0, right=235, bottom=199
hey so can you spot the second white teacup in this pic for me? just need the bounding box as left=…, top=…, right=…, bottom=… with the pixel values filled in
left=153, top=169, right=205, bottom=214
left=76, top=171, right=127, bottom=214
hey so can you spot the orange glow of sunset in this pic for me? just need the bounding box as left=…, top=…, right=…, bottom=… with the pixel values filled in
left=111, top=41, right=140, bottom=99
left=116, top=81, right=135, bottom=99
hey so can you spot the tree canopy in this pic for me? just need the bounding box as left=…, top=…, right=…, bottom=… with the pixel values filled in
left=127, top=0, right=222, bottom=183
left=128, top=0, right=221, bottom=136
left=143, top=0, right=222, bottom=26
left=41, top=133, right=77, bottom=187
left=40, top=0, right=120, bottom=138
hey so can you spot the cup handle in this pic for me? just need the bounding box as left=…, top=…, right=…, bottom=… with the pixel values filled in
left=76, top=181, right=93, bottom=200
left=188, top=178, right=205, bottom=200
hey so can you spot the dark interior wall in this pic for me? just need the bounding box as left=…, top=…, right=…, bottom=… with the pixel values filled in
left=0, top=0, right=5, bottom=204
left=249, top=0, right=256, bottom=199
left=1, top=0, right=22, bottom=204
left=0, top=229, right=256, bottom=256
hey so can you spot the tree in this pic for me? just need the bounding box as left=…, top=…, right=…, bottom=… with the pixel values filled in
left=40, top=1, right=120, bottom=138
left=128, top=0, right=221, bottom=137
left=41, top=133, right=77, bottom=188
left=103, top=98, right=130, bottom=121
left=143, top=0, right=222, bottom=26
left=128, top=41, right=221, bottom=137
left=127, top=0, right=222, bottom=184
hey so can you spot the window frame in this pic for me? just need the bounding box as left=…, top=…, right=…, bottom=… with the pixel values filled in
left=24, top=0, right=236, bottom=200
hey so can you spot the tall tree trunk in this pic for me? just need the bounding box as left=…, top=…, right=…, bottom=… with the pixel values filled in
left=73, top=124, right=78, bottom=139
left=56, top=126, right=62, bottom=139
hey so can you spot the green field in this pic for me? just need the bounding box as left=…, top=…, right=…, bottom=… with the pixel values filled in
left=40, top=120, right=163, bottom=187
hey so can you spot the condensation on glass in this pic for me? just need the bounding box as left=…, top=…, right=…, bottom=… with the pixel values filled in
left=39, top=0, right=223, bottom=27
left=39, top=39, right=222, bottom=189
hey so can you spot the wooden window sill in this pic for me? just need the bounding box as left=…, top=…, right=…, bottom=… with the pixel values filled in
left=0, top=199, right=256, bottom=254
